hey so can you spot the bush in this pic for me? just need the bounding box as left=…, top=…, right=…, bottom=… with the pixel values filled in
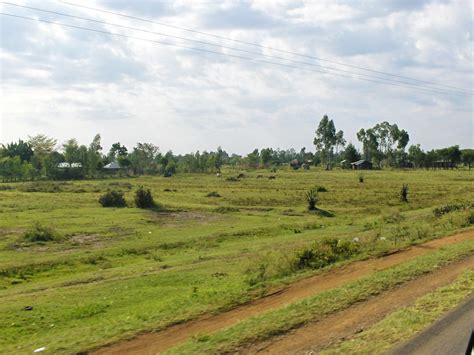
left=358, top=174, right=364, bottom=183
left=294, top=237, right=361, bottom=270
left=400, top=184, right=409, bottom=202
left=99, top=190, right=127, bottom=207
left=206, top=191, right=221, bottom=197
left=135, top=186, right=155, bottom=208
left=433, top=203, right=473, bottom=217
left=316, top=185, right=328, bottom=192
left=23, top=223, right=60, bottom=242
left=306, top=188, right=318, bottom=210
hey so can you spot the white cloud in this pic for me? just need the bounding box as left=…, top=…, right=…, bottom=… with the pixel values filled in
left=0, top=0, right=472, bottom=153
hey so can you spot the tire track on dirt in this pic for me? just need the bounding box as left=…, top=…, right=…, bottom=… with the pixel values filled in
left=247, top=254, right=474, bottom=354
left=92, top=229, right=474, bottom=355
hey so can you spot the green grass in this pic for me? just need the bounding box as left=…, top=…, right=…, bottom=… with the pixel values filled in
left=0, top=168, right=473, bottom=353
left=321, top=270, right=474, bottom=354
left=169, top=240, right=474, bottom=354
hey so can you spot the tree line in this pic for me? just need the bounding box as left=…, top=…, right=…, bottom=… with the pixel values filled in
left=1, top=117, right=472, bottom=181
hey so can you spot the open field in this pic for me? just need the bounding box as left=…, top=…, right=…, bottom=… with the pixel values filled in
left=0, top=168, right=473, bottom=353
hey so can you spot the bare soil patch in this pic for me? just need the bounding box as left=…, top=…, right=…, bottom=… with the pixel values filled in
left=149, top=210, right=223, bottom=227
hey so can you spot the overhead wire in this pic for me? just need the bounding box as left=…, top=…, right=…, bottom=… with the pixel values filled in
left=2, top=2, right=471, bottom=95
left=0, top=12, right=470, bottom=97
left=59, top=0, right=473, bottom=95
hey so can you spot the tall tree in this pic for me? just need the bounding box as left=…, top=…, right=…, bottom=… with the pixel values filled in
left=87, top=134, right=103, bottom=177
left=1, top=140, right=34, bottom=162
left=313, top=115, right=337, bottom=169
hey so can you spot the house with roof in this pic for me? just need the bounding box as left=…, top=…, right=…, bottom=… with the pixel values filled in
left=351, top=160, right=372, bottom=170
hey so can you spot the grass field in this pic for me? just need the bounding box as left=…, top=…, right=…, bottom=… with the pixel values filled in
left=0, top=168, right=473, bottom=353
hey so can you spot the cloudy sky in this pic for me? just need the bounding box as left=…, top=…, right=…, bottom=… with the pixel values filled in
left=0, top=0, right=472, bottom=154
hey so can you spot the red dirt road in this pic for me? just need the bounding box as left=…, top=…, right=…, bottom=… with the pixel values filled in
left=93, top=229, right=474, bottom=355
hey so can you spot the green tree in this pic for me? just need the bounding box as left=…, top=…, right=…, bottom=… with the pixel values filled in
left=462, top=149, right=474, bottom=170
left=313, top=115, right=337, bottom=168
left=1, top=140, right=34, bottom=162
left=87, top=134, right=103, bottom=177
left=260, top=148, right=273, bottom=168
left=343, top=143, right=361, bottom=163
left=408, top=144, right=426, bottom=168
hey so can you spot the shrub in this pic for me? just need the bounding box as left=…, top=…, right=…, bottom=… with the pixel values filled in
left=23, top=223, right=60, bottom=242
left=467, top=211, right=474, bottom=225
left=400, top=184, right=409, bottom=202
left=206, top=191, right=221, bottom=197
left=99, top=190, right=127, bottom=207
left=358, top=174, right=364, bottom=183
left=305, top=188, right=318, bottom=210
left=316, top=185, right=328, bottom=192
left=433, top=203, right=473, bottom=217
left=294, top=237, right=361, bottom=270
left=135, top=186, right=155, bottom=208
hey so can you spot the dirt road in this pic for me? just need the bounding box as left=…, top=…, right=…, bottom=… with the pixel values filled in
left=92, top=229, right=474, bottom=355
left=248, top=255, right=474, bottom=354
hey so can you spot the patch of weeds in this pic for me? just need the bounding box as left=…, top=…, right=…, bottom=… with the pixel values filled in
left=18, top=181, right=65, bottom=193
left=316, top=186, right=328, bottom=192
left=23, top=223, right=62, bottom=243
left=70, top=303, right=109, bottom=319
left=214, top=206, right=240, bottom=213
left=206, top=191, right=221, bottom=197
left=99, top=190, right=127, bottom=208
left=0, top=184, right=12, bottom=190
left=294, top=237, right=361, bottom=270
left=383, top=210, right=405, bottom=224
left=107, top=181, right=133, bottom=189
left=158, top=241, right=189, bottom=250
left=226, top=176, right=239, bottom=182
left=119, top=248, right=149, bottom=256
left=433, top=202, right=473, bottom=218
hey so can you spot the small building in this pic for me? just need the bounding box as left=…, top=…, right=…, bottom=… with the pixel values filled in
left=351, top=160, right=372, bottom=170
left=103, top=161, right=122, bottom=170
left=57, top=162, right=82, bottom=169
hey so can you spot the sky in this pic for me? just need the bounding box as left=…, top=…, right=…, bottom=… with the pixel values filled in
left=0, top=0, right=472, bottom=154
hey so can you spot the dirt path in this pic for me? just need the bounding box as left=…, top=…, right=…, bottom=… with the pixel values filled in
left=93, top=229, right=474, bottom=355
left=248, top=255, right=474, bottom=354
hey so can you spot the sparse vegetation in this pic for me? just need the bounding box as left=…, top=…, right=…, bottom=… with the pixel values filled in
left=206, top=191, right=221, bottom=197
left=23, top=223, right=60, bottom=243
left=433, top=202, right=473, bottom=217
left=0, top=169, right=472, bottom=354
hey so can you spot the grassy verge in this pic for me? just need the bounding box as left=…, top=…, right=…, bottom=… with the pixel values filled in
left=168, top=240, right=474, bottom=354
left=321, top=270, right=474, bottom=354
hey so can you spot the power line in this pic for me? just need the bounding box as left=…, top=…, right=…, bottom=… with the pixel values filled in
left=60, top=0, right=472, bottom=95
left=3, top=2, right=470, bottom=96
left=0, top=12, right=470, bottom=97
